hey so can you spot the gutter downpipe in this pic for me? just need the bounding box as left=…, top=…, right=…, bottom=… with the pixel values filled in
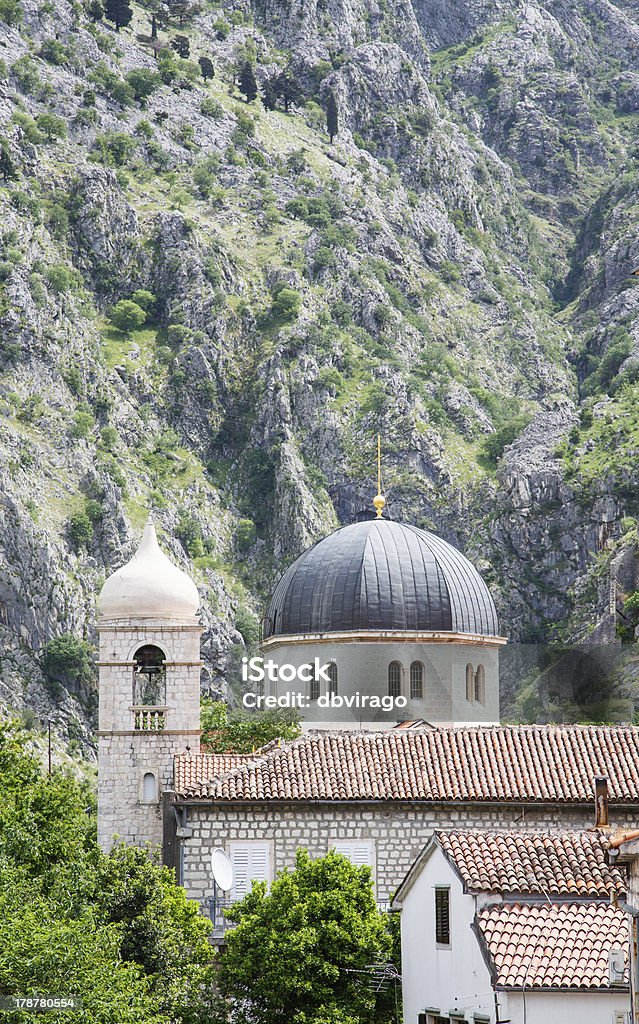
left=172, top=804, right=188, bottom=886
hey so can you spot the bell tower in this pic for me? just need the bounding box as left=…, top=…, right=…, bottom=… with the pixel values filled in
left=97, top=520, right=202, bottom=852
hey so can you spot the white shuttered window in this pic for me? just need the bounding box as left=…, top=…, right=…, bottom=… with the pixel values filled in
left=229, top=842, right=270, bottom=901
left=330, top=840, right=375, bottom=871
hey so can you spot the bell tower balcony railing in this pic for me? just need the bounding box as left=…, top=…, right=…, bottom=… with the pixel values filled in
left=130, top=706, right=168, bottom=731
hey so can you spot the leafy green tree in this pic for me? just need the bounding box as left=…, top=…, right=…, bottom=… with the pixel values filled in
left=0, top=725, right=218, bottom=1022
left=218, top=849, right=393, bottom=1024
left=105, top=0, right=132, bottom=30
left=0, top=0, right=22, bottom=24
left=199, top=55, right=214, bottom=80
left=0, top=139, right=17, bottom=181
left=236, top=518, right=256, bottom=551
left=111, top=298, right=147, bottom=331
left=126, top=67, right=162, bottom=102
left=167, top=0, right=196, bottom=26
left=276, top=70, right=301, bottom=111
left=85, top=0, right=104, bottom=20
left=271, top=284, right=301, bottom=320
left=176, top=510, right=204, bottom=557
left=326, top=91, right=338, bottom=143
left=12, top=111, right=44, bottom=143
left=238, top=61, right=257, bottom=102
left=480, top=413, right=533, bottom=466
left=45, top=263, right=81, bottom=293
left=68, top=509, right=94, bottom=548
left=42, top=634, right=95, bottom=690
left=39, top=38, right=69, bottom=65
left=91, top=845, right=217, bottom=1020
left=131, top=288, right=157, bottom=314
left=200, top=700, right=301, bottom=753
left=0, top=883, right=169, bottom=1024
left=95, top=130, right=137, bottom=165
left=171, top=33, right=190, bottom=57
left=262, top=77, right=277, bottom=110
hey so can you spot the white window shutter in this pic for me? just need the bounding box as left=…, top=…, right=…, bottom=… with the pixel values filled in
left=231, top=846, right=250, bottom=901
left=332, top=841, right=374, bottom=869
left=230, top=843, right=270, bottom=900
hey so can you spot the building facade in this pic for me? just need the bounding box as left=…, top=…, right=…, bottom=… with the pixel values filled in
left=393, top=830, right=631, bottom=1024
left=168, top=727, right=639, bottom=922
left=261, top=516, right=505, bottom=728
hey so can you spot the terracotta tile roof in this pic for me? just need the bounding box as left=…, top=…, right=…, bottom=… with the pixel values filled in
left=174, top=725, right=639, bottom=802
left=437, top=830, right=626, bottom=897
left=477, top=903, right=628, bottom=989
left=172, top=752, right=257, bottom=792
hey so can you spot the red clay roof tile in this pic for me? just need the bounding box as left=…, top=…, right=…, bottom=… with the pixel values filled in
left=437, top=829, right=626, bottom=897
left=173, top=725, right=639, bottom=802
left=477, top=903, right=628, bottom=989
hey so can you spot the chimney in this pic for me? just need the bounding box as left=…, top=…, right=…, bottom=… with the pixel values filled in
left=595, top=776, right=610, bottom=829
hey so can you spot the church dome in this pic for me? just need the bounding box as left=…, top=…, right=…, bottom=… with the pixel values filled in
left=98, top=521, right=200, bottom=622
left=264, top=518, right=498, bottom=638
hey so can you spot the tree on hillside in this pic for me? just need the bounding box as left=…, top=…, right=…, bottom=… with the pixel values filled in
left=105, top=0, right=132, bottom=30
left=141, top=0, right=169, bottom=39
left=35, top=113, right=67, bottom=142
left=126, top=67, right=162, bottom=102
left=171, top=33, right=190, bottom=57
left=110, top=299, right=147, bottom=332
left=238, top=61, right=257, bottom=103
left=0, top=140, right=17, bottom=181
left=275, top=70, right=301, bottom=112
left=85, top=0, right=104, bottom=21
left=198, top=55, right=214, bottom=80
left=42, top=634, right=95, bottom=691
left=217, top=849, right=395, bottom=1024
left=167, top=0, right=198, bottom=27
left=262, top=77, right=277, bottom=110
left=326, top=91, right=338, bottom=143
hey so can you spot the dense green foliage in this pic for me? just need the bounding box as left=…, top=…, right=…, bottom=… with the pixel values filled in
left=41, top=634, right=95, bottom=690
left=0, top=724, right=217, bottom=1023
left=217, top=849, right=397, bottom=1024
left=200, top=699, right=301, bottom=752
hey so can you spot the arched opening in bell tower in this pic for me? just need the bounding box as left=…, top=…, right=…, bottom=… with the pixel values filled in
left=132, top=644, right=166, bottom=708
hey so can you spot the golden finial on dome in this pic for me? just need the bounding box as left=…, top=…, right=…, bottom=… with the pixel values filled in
left=373, top=433, right=385, bottom=519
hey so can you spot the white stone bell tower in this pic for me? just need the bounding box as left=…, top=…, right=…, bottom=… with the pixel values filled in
left=97, top=520, right=202, bottom=852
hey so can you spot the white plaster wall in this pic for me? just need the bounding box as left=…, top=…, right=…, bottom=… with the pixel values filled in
left=261, top=640, right=499, bottom=726
left=399, top=847, right=495, bottom=1023
left=503, top=989, right=630, bottom=1024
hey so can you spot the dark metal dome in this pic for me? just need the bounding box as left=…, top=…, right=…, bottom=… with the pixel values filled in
left=263, top=519, right=499, bottom=638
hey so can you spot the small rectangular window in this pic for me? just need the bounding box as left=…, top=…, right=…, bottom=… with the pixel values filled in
left=434, top=887, right=450, bottom=945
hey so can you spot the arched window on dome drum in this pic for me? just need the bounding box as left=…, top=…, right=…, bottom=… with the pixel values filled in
left=409, top=661, right=423, bottom=700
left=142, top=771, right=157, bottom=803
left=466, top=663, right=474, bottom=703
left=133, top=645, right=166, bottom=707
left=474, top=664, right=485, bottom=705
left=388, top=661, right=402, bottom=699
left=310, top=675, right=320, bottom=702
left=328, top=662, right=338, bottom=696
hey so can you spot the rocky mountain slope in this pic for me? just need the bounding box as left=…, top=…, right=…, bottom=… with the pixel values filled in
left=2, top=0, right=639, bottom=743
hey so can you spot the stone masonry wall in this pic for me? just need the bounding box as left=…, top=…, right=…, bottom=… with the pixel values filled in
left=98, top=619, right=201, bottom=851
left=181, top=801, right=639, bottom=904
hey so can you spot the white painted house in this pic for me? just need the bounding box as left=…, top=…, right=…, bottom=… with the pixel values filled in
left=392, top=830, right=631, bottom=1024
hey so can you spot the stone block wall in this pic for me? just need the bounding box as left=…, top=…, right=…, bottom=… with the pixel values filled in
left=180, top=800, right=639, bottom=904
left=97, top=618, right=201, bottom=851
